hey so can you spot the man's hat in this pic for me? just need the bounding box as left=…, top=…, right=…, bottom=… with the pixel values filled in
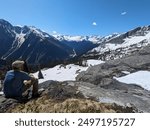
left=12, top=60, right=25, bottom=69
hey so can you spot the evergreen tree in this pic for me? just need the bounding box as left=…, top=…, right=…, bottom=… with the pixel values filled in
left=38, top=66, right=44, bottom=79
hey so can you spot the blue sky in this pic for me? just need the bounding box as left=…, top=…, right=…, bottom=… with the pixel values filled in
left=0, top=0, right=150, bottom=36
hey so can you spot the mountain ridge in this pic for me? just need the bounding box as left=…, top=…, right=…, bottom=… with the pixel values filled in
left=0, top=19, right=150, bottom=67
left=83, top=25, right=150, bottom=61
left=0, top=19, right=75, bottom=66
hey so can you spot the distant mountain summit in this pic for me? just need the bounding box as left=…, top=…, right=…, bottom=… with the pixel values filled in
left=53, top=35, right=98, bottom=56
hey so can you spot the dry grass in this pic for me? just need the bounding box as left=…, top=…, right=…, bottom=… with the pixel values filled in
left=8, top=95, right=131, bottom=113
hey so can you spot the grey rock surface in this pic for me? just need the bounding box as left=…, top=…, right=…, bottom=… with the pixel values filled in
left=38, top=81, right=150, bottom=112
left=77, top=46, right=150, bottom=85
left=0, top=79, right=149, bottom=112
left=76, top=46, right=150, bottom=112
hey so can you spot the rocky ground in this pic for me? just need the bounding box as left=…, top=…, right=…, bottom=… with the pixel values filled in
left=76, top=45, right=150, bottom=112
left=1, top=45, right=150, bottom=113
left=0, top=81, right=137, bottom=113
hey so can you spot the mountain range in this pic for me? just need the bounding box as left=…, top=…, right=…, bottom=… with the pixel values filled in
left=83, top=26, right=150, bottom=60
left=0, top=19, right=150, bottom=67
left=0, top=19, right=75, bottom=66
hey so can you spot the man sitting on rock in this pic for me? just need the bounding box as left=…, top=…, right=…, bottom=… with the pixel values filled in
left=3, top=60, right=40, bottom=100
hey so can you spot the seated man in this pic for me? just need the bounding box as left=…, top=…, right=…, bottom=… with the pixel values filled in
left=3, top=60, right=39, bottom=99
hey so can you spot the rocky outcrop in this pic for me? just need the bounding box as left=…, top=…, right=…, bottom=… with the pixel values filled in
left=76, top=46, right=150, bottom=112
left=77, top=45, right=150, bottom=85
left=0, top=81, right=137, bottom=113
left=0, top=79, right=148, bottom=112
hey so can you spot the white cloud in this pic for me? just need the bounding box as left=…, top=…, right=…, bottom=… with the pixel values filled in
left=92, top=22, right=97, bottom=26
left=121, top=11, right=127, bottom=15
left=52, top=31, right=57, bottom=34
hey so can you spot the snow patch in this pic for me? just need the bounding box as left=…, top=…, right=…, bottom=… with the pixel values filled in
left=87, top=59, right=104, bottom=66
left=115, top=71, right=150, bottom=91
left=15, top=33, right=26, bottom=48
left=0, top=91, right=4, bottom=95
left=121, top=71, right=130, bottom=74
left=34, top=64, right=88, bottom=83
left=70, top=49, right=77, bottom=57
left=33, top=59, right=104, bottom=83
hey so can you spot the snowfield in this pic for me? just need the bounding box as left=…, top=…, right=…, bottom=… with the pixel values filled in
left=115, top=71, right=150, bottom=91
left=34, top=59, right=150, bottom=91
left=33, top=59, right=104, bottom=83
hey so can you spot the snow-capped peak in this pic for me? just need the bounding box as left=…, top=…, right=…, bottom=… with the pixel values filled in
left=104, top=33, right=120, bottom=40
left=53, top=34, right=104, bottom=44
left=15, top=25, right=23, bottom=28
left=53, top=35, right=87, bottom=42
left=27, top=26, right=51, bottom=38
left=53, top=34, right=122, bottom=44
